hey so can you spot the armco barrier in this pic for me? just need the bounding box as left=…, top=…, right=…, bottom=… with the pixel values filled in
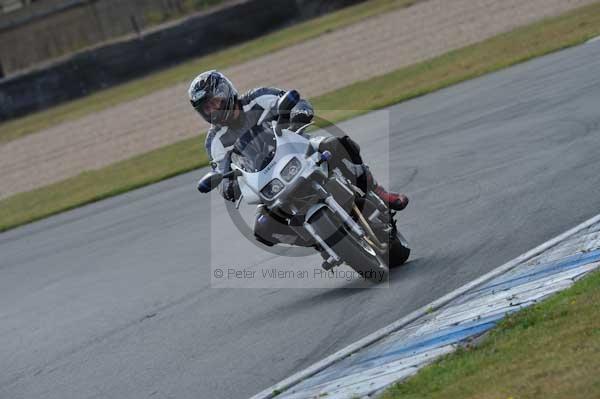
left=0, top=0, right=362, bottom=121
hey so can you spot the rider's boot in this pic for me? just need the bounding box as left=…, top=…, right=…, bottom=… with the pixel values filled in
left=373, top=185, right=409, bottom=211
left=364, top=167, right=409, bottom=211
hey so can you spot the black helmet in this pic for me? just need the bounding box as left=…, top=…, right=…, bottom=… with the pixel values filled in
left=188, top=70, right=238, bottom=125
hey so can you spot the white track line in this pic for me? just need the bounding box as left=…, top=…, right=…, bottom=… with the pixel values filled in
left=249, top=213, right=600, bottom=399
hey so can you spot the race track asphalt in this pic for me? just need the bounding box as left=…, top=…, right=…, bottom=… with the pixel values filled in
left=2, top=42, right=600, bottom=399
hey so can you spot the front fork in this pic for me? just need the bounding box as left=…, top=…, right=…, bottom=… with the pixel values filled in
left=302, top=182, right=386, bottom=270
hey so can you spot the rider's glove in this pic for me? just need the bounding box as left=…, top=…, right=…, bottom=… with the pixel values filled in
left=222, top=178, right=241, bottom=202
left=290, top=108, right=313, bottom=131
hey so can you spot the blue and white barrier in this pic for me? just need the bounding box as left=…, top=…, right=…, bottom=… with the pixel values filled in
left=251, top=214, right=600, bottom=399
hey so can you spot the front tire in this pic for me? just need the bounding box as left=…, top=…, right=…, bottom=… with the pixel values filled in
left=309, top=208, right=388, bottom=283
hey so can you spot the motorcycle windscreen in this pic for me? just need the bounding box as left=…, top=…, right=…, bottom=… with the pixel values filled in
left=230, top=126, right=277, bottom=173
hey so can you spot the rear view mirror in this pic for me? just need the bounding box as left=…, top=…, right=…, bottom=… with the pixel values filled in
left=197, top=171, right=224, bottom=193
left=277, top=90, right=300, bottom=114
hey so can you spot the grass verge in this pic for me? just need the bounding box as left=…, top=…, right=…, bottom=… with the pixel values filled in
left=2, top=2, right=600, bottom=232
left=0, top=0, right=420, bottom=145
left=0, top=137, right=207, bottom=231
left=380, top=269, right=600, bottom=399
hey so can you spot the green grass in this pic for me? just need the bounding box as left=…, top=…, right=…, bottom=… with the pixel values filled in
left=381, top=269, right=600, bottom=399
left=0, top=0, right=420, bottom=145
left=2, top=2, right=600, bottom=232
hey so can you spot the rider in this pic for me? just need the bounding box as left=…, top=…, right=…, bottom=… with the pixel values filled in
left=189, top=70, right=409, bottom=246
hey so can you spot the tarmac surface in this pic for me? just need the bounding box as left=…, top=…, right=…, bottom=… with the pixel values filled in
left=2, top=42, right=600, bottom=399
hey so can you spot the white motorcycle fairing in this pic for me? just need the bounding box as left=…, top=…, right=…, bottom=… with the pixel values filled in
left=231, top=126, right=327, bottom=207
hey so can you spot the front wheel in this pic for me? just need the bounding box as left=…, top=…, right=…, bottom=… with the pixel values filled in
left=309, top=208, right=388, bottom=283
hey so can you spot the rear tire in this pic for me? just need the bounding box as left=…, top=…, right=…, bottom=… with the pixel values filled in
left=310, top=208, right=388, bottom=283
left=387, top=238, right=410, bottom=267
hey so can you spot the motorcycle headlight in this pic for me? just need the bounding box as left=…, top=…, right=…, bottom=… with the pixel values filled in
left=280, top=157, right=302, bottom=182
left=261, top=178, right=285, bottom=199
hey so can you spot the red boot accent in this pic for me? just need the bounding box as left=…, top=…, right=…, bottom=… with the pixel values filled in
left=374, top=185, right=409, bottom=211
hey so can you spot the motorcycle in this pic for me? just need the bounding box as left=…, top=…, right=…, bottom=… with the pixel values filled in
left=198, top=91, right=410, bottom=282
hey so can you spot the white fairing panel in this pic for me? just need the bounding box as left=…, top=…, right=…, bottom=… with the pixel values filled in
left=231, top=128, right=326, bottom=205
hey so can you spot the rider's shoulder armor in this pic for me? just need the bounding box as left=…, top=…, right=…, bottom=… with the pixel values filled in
left=240, top=87, right=285, bottom=113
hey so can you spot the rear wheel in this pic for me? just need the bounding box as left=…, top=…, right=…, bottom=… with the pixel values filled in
left=309, top=208, right=388, bottom=283
left=387, top=238, right=410, bottom=267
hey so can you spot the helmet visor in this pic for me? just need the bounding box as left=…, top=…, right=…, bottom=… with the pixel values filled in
left=190, top=74, right=236, bottom=124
